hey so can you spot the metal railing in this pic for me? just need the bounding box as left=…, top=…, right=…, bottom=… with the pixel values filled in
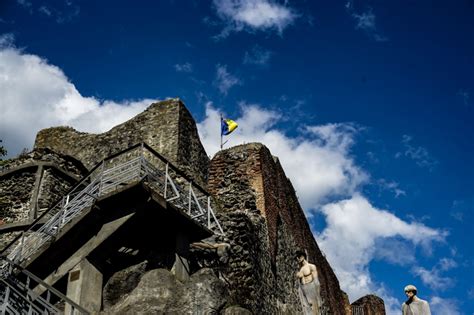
left=0, top=257, right=89, bottom=314
left=1, top=143, right=224, bottom=273
left=352, top=305, right=365, bottom=315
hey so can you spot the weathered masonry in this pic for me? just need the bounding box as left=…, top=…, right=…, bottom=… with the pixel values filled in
left=0, top=143, right=223, bottom=313
left=0, top=99, right=385, bottom=314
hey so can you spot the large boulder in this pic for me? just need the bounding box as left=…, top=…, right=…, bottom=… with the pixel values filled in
left=222, top=306, right=253, bottom=315
left=102, top=261, right=148, bottom=308
left=172, top=268, right=229, bottom=314
left=103, top=268, right=229, bottom=314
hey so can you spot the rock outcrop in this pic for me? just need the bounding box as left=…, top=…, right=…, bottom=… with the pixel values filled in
left=102, top=268, right=231, bottom=314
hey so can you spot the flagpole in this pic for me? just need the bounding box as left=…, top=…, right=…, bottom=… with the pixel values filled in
left=220, top=115, right=223, bottom=150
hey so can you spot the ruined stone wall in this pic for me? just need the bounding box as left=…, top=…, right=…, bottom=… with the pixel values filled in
left=205, top=164, right=298, bottom=313
left=0, top=171, right=35, bottom=223
left=0, top=149, right=86, bottom=250
left=34, top=99, right=209, bottom=187
left=208, top=143, right=349, bottom=314
left=352, top=294, right=386, bottom=315
left=37, top=168, right=75, bottom=214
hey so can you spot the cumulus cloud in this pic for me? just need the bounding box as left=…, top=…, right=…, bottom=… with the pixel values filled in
left=373, top=238, right=416, bottom=266
left=214, top=64, right=242, bottom=95
left=430, top=296, right=462, bottom=315
left=413, top=258, right=457, bottom=290
left=197, top=103, right=447, bottom=306
left=174, top=62, right=193, bottom=73
left=197, top=103, right=367, bottom=209
left=317, top=195, right=446, bottom=299
left=212, top=0, right=297, bottom=38
left=243, top=45, right=272, bottom=65
left=0, top=40, right=156, bottom=157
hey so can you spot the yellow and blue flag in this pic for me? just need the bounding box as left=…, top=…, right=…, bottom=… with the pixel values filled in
left=221, top=118, right=238, bottom=136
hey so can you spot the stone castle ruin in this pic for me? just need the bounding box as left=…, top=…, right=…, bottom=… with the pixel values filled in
left=0, top=99, right=385, bottom=314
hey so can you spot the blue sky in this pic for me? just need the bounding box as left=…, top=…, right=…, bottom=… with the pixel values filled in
left=0, top=0, right=473, bottom=314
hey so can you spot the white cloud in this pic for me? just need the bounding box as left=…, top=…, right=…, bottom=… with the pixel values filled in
left=38, top=6, right=52, bottom=17
left=450, top=199, right=465, bottom=222
left=348, top=7, right=388, bottom=42
left=212, top=0, right=297, bottom=38
left=0, top=33, right=15, bottom=48
left=197, top=103, right=367, bottom=209
left=377, top=179, right=406, bottom=198
left=243, top=45, right=272, bottom=65
left=438, top=257, right=457, bottom=271
left=317, top=195, right=446, bottom=299
left=413, top=258, right=457, bottom=290
left=397, top=135, right=438, bottom=171
left=174, top=62, right=193, bottom=73
left=430, top=296, right=462, bottom=315
left=16, top=0, right=32, bottom=9
left=382, top=293, right=404, bottom=315
left=214, top=64, right=242, bottom=95
left=196, top=103, right=447, bottom=307
left=373, top=238, right=416, bottom=266
left=353, top=10, right=375, bottom=31
left=17, top=0, right=80, bottom=23
left=0, top=41, right=156, bottom=157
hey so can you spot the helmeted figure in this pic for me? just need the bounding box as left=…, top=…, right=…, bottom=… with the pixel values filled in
left=402, top=284, right=431, bottom=315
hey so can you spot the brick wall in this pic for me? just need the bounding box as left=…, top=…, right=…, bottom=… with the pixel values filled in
left=208, top=143, right=350, bottom=314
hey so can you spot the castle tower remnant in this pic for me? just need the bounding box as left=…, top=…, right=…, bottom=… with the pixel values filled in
left=34, top=98, right=209, bottom=188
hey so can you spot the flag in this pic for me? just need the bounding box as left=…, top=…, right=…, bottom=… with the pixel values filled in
left=221, top=118, right=238, bottom=136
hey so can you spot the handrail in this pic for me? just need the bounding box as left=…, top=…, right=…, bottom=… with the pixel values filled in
left=0, top=257, right=89, bottom=314
left=1, top=142, right=211, bottom=256
left=0, top=142, right=224, bottom=314
left=1, top=142, right=223, bottom=261
left=141, top=143, right=210, bottom=196
left=0, top=167, right=94, bottom=256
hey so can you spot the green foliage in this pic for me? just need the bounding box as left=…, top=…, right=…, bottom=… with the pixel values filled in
left=18, top=147, right=30, bottom=158
left=0, top=139, right=6, bottom=159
